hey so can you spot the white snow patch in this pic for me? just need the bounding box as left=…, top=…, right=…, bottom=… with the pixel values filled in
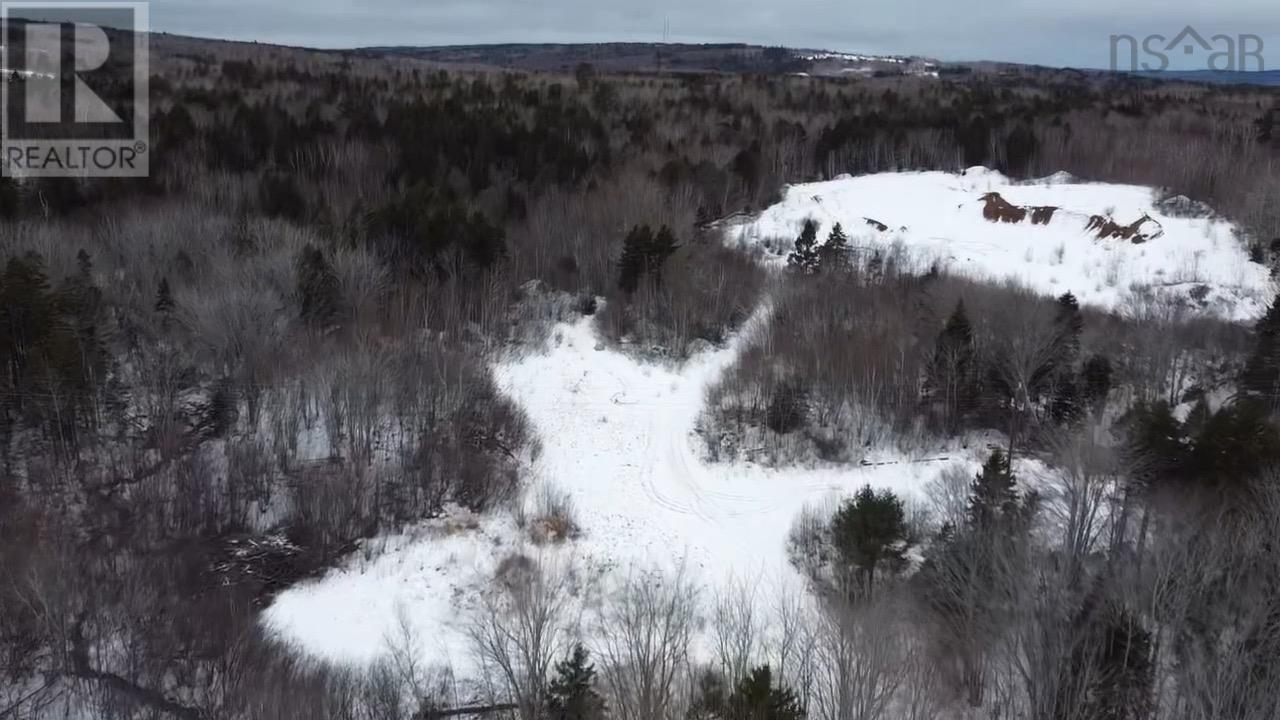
left=263, top=311, right=971, bottom=669
left=730, top=168, right=1273, bottom=321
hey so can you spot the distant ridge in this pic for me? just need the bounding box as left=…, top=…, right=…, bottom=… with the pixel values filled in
left=1130, top=69, right=1280, bottom=87
left=358, top=42, right=947, bottom=77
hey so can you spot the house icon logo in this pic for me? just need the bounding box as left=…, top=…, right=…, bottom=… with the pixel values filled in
left=1166, top=26, right=1212, bottom=56
left=1110, top=25, right=1265, bottom=72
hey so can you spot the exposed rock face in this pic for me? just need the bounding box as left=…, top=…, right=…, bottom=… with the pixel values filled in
left=1086, top=213, right=1165, bottom=243
left=981, top=191, right=1028, bottom=223
left=980, top=192, right=1059, bottom=226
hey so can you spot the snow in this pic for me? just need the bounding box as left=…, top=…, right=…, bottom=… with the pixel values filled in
left=262, top=167, right=1225, bottom=675
left=263, top=310, right=971, bottom=670
left=728, top=168, right=1273, bottom=321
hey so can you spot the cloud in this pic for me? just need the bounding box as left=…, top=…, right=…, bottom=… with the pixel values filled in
left=153, top=0, right=1279, bottom=69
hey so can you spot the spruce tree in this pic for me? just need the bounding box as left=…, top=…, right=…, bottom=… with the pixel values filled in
left=296, top=244, right=342, bottom=328
left=1081, top=606, right=1154, bottom=720
left=155, top=278, right=175, bottom=316
left=818, top=222, right=848, bottom=270
left=831, top=485, right=908, bottom=593
left=647, top=225, right=680, bottom=284
left=968, top=449, right=1019, bottom=531
left=1241, top=296, right=1280, bottom=410
left=617, top=224, right=652, bottom=294
left=724, top=665, right=805, bottom=720
left=787, top=219, right=820, bottom=274
left=927, top=300, right=977, bottom=430
left=617, top=224, right=679, bottom=294
left=545, top=644, right=605, bottom=720
left=1081, top=354, right=1113, bottom=417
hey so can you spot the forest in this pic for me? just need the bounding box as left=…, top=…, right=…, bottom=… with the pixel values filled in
left=1, top=27, right=1280, bottom=720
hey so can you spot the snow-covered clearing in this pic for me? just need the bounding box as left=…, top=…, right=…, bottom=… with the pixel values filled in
left=730, top=168, right=1272, bottom=320
left=264, top=310, right=974, bottom=670
left=264, top=167, right=1255, bottom=675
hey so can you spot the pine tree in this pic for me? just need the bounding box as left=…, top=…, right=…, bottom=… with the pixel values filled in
left=765, top=378, right=808, bottom=434
left=464, top=210, right=507, bottom=270
left=831, top=485, right=908, bottom=594
left=648, top=225, right=680, bottom=284
left=787, top=219, right=820, bottom=274
left=1241, top=296, right=1280, bottom=410
left=1081, top=354, right=1113, bottom=417
left=724, top=666, right=805, bottom=720
left=818, top=222, right=848, bottom=270
left=617, top=224, right=680, bottom=294
left=968, top=449, right=1019, bottom=531
left=296, top=244, right=342, bottom=328
left=545, top=644, right=605, bottom=720
left=618, top=224, right=653, bottom=294
left=1080, top=606, right=1154, bottom=720
left=927, top=301, right=978, bottom=430
left=1039, top=292, right=1084, bottom=422
left=155, top=278, right=175, bottom=316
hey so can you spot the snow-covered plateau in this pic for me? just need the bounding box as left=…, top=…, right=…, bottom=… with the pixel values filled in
left=729, top=168, right=1273, bottom=321
left=263, top=168, right=1269, bottom=674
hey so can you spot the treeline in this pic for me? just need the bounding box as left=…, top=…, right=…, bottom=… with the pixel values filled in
left=1, top=28, right=1279, bottom=719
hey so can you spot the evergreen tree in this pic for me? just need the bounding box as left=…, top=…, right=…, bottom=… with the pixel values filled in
left=0, top=253, right=55, bottom=401
left=765, top=378, right=808, bottom=434
left=155, top=277, right=175, bottom=316
left=787, top=219, right=820, bottom=274
left=1040, top=292, right=1084, bottom=422
left=831, top=485, right=908, bottom=593
left=1080, top=606, right=1154, bottom=720
left=545, top=644, right=605, bottom=720
left=927, top=301, right=978, bottom=430
left=1241, top=297, right=1280, bottom=410
left=464, top=211, right=507, bottom=270
left=1124, top=400, right=1188, bottom=486
left=618, top=224, right=653, bottom=294
left=617, top=224, right=680, bottom=294
left=648, top=225, right=680, bottom=285
left=968, top=449, right=1019, bottom=531
left=724, top=666, right=805, bottom=720
left=818, top=222, right=848, bottom=270
left=1081, top=354, right=1113, bottom=417
left=296, top=244, right=342, bottom=328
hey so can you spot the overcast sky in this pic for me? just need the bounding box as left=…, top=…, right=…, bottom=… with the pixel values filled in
left=152, top=0, right=1277, bottom=70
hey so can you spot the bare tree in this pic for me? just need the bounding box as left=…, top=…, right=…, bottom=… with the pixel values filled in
left=468, top=556, right=579, bottom=720
left=593, top=566, right=699, bottom=720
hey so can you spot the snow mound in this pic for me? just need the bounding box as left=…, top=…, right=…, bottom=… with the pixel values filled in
left=263, top=311, right=974, bottom=669
left=729, top=169, right=1273, bottom=320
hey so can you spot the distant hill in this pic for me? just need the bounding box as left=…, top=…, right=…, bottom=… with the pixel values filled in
left=358, top=42, right=950, bottom=77
left=1131, top=69, right=1280, bottom=87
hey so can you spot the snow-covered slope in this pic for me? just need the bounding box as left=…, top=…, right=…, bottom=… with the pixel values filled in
left=730, top=168, right=1272, bottom=320
left=263, top=311, right=972, bottom=668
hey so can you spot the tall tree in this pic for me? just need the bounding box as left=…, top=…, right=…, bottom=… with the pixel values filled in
left=1241, top=297, right=1280, bottom=410
left=818, top=222, right=849, bottom=271
left=787, top=219, right=820, bottom=274
left=968, top=449, right=1020, bottom=532
left=296, top=244, right=342, bottom=328
left=927, top=300, right=978, bottom=431
left=617, top=224, right=680, bottom=294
